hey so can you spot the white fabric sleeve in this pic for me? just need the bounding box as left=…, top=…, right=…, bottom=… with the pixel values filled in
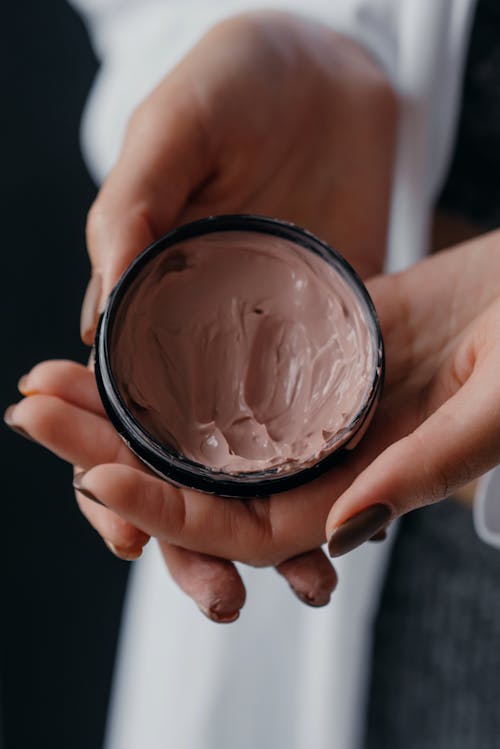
left=70, top=0, right=405, bottom=183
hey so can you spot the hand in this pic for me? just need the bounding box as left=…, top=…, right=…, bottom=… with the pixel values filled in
left=9, top=360, right=336, bottom=619
left=73, top=10, right=396, bottom=617
left=326, top=230, right=500, bottom=551
left=10, top=231, right=500, bottom=610
left=81, top=11, right=396, bottom=345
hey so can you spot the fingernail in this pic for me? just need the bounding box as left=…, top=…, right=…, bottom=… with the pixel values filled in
left=104, top=539, right=142, bottom=561
left=3, top=405, right=36, bottom=442
left=17, top=374, right=34, bottom=396
left=198, top=604, right=240, bottom=624
left=370, top=528, right=387, bottom=542
left=328, top=504, right=391, bottom=557
left=293, top=588, right=332, bottom=608
left=73, top=470, right=107, bottom=507
left=80, top=273, right=102, bottom=346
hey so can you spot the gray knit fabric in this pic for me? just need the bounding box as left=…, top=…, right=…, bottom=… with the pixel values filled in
left=364, top=499, right=500, bottom=749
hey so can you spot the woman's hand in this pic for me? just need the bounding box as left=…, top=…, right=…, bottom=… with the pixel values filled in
left=73, top=10, right=396, bottom=618
left=8, top=359, right=337, bottom=618
left=326, top=230, right=500, bottom=553
left=9, top=231, right=500, bottom=612
left=80, top=11, right=396, bottom=344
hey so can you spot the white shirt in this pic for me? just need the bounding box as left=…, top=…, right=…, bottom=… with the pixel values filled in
left=70, top=2, right=500, bottom=748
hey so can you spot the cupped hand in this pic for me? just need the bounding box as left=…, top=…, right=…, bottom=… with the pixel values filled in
left=71, top=9, right=396, bottom=618
left=326, top=230, right=500, bottom=551
left=8, top=360, right=336, bottom=619
left=10, top=231, right=500, bottom=611
left=81, top=11, right=396, bottom=344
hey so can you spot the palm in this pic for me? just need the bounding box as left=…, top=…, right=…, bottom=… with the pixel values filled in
left=95, top=12, right=395, bottom=295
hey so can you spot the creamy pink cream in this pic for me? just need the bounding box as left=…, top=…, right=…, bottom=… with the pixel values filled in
left=110, top=232, right=374, bottom=474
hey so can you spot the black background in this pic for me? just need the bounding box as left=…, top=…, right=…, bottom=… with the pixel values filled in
left=1, top=3, right=129, bottom=747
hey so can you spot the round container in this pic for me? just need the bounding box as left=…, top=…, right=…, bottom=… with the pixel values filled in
left=94, top=215, right=384, bottom=498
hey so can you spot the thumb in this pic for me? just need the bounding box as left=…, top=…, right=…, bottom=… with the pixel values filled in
left=80, top=75, right=210, bottom=345
left=326, top=369, right=500, bottom=557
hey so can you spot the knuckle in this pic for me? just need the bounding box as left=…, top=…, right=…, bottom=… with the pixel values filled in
left=125, top=99, right=157, bottom=144
left=430, top=461, right=452, bottom=502
left=85, top=199, right=109, bottom=252
left=152, top=482, right=186, bottom=540
left=240, top=499, right=275, bottom=566
left=15, top=393, right=57, bottom=434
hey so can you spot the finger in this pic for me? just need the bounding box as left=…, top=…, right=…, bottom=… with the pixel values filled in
left=159, top=542, right=246, bottom=623
left=326, top=369, right=500, bottom=557
left=73, top=463, right=336, bottom=603
left=367, top=236, right=500, bottom=391
left=18, top=361, right=104, bottom=416
left=5, top=395, right=134, bottom=469
left=71, top=463, right=274, bottom=564
left=84, top=78, right=209, bottom=322
left=70, top=461, right=350, bottom=563
left=77, top=495, right=148, bottom=561
left=4, top=397, right=148, bottom=554
left=275, top=548, right=337, bottom=607
left=74, top=476, right=149, bottom=561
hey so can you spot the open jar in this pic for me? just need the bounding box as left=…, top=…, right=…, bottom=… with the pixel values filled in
left=94, top=215, right=383, bottom=497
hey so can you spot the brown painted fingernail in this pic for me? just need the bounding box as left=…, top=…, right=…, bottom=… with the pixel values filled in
left=293, top=589, right=332, bottom=608
left=198, top=604, right=240, bottom=624
left=4, top=405, right=36, bottom=442
left=370, top=528, right=387, bottom=542
left=104, top=539, right=142, bottom=561
left=73, top=470, right=107, bottom=507
left=80, top=273, right=102, bottom=345
left=328, top=504, right=391, bottom=558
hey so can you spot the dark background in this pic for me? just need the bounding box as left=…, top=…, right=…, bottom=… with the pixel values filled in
left=1, top=3, right=129, bottom=747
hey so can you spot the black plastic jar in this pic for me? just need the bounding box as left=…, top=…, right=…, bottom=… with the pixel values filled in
left=94, top=215, right=384, bottom=498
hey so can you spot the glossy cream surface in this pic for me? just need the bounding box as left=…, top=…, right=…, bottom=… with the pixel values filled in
left=110, top=231, right=375, bottom=473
